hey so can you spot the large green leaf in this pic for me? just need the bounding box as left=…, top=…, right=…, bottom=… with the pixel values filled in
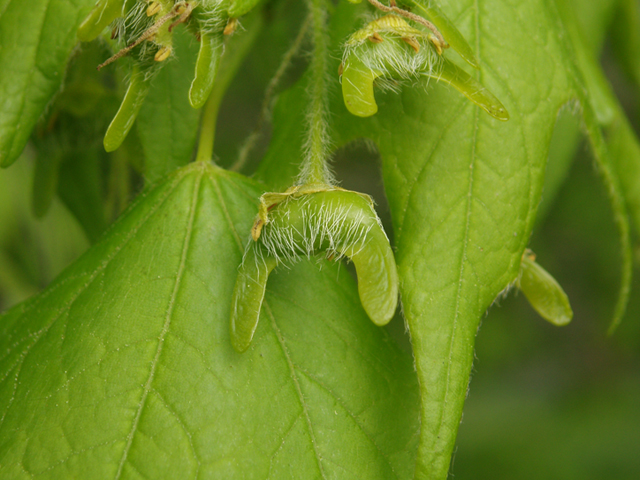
left=535, top=0, right=635, bottom=225
left=258, top=1, right=638, bottom=478
left=0, top=0, right=96, bottom=167
left=0, top=162, right=419, bottom=478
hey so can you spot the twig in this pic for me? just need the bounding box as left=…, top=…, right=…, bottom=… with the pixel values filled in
left=366, top=0, right=447, bottom=49
left=97, top=2, right=191, bottom=70
left=169, top=2, right=196, bottom=32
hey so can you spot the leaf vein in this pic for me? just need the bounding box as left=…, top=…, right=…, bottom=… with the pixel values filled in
left=264, top=301, right=327, bottom=479
left=435, top=0, right=483, bottom=442
left=296, top=367, right=400, bottom=479
left=0, top=174, right=187, bottom=433
left=267, top=413, right=303, bottom=476
left=209, top=170, right=244, bottom=251
left=113, top=169, right=204, bottom=479
left=151, top=388, right=201, bottom=479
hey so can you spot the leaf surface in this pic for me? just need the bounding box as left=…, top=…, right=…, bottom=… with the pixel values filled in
left=0, top=0, right=96, bottom=167
left=0, top=162, right=419, bottom=479
left=258, top=1, right=638, bottom=478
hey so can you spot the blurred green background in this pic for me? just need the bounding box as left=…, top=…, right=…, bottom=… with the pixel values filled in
left=1, top=0, right=639, bottom=477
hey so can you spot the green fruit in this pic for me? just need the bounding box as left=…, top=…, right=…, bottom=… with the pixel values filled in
left=189, top=31, right=224, bottom=108
left=104, top=65, right=152, bottom=152
left=230, top=187, right=399, bottom=352
left=517, top=250, right=573, bottom=326
left=230, top=243, right=277, bottom=353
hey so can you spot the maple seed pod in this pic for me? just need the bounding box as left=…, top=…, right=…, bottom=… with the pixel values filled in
left=517, top=249, right=573, bottom=326
left=189, top=31, right=224, bottom=108
left=340, top=14, right=509, bottom=120
left=341, top=56, right=381, bottom=117
left=345, top=0, right=480, bottom=68
left=435, top=58, right=509, bottom=120
left=257, top=189, right=399, bottom=326
left=340, top=15, right=438, bottom=118
left=103, top=66, right=152, bottom=152
left=77, top=0, right=126, bottom=42
left=416, top=1, right=480, bottom=68
left=231, top=187, right=399, bottom=353
left=230, top=244, right=277, bottom=353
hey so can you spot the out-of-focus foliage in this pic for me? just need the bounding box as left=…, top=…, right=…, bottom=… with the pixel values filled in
left=0, top=156, right=88, bottom=310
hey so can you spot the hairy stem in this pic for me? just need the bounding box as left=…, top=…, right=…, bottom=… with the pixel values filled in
left=232, top=14, right=311, bottom=172
left=300, top=0, right=332, bottom=185
left=195, top=11, right=264, bottom=163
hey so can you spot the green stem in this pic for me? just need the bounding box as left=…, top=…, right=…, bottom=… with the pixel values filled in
left=195, top=11, right=264, bottom=164
left=195, top=88, right=219, bottom=163
left=300, top=0, right=331, bottom=185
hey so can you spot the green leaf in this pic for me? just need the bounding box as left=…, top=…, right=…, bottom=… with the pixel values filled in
left=556, top=0, right=636, bottom=333
left=606, top=116, right=640, bottom=239
left=57, top=149, right=108, bottom=243
left=0, top=158, right=89, bottom=309
left=0, top=0, right=96, bottom=167
left=31, top=144, right=63, bottom=219
left=258, top=1, right=639, bottom=477
left=610, top=0, right=640, bottom=89
left=137, top=26, right=201, bottom=184
left=0, top=162, right=419, bottom=478
left=564, top=0, right=640, bottom=235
